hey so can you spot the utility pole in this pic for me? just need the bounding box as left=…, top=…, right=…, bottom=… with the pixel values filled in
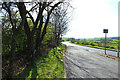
left=118, top=37, right=120, bottom=57
left=103, top=29, right=108, bottom=55
left=105, top=33, right=107, bottom=55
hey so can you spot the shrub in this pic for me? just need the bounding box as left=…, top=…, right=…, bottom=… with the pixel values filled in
left=77, top=41, right=80, bottom=44
left=110, top=47, right=115, bottom=49
left=91, top=43, right=95, bottom=46
left=106, top=46, right=110, bottom=48
left=71, top=39, right=75, bottom=43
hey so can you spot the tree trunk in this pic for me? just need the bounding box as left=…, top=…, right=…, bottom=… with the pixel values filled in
left=8, top=32, right=16, bottom=78
left=35, top=16, right=43, bottom=56
left=26, top=34, right=34, bottom=66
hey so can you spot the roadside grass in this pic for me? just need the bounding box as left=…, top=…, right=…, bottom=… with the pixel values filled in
left=70, top=42, right=118, bottom=52
left=17, top=43, right=66, bottom=79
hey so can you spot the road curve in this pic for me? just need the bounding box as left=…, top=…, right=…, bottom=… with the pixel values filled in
left=63, top=42, right=119, bottom=78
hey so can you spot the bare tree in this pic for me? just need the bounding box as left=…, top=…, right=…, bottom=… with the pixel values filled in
left=50, top=2, right=72, bottom=45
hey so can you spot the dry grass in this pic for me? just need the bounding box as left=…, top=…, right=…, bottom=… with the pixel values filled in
left=99, top=54, right=120, bottom=61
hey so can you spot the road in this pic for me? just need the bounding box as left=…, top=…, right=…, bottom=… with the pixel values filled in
left=63, top=42, right=119, bottom=78
left=67, top=42, right=119, bottom=57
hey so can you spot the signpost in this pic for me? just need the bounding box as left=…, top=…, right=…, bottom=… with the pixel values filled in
left=103, top=29, right=108, bottom=55
left=118, top=37, right=120, bottom=57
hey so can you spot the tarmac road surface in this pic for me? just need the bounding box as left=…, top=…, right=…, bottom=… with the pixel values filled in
left=62, top=42, right=119, bottom=78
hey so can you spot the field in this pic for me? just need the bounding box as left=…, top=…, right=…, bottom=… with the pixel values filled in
left=69, top=37, right=120, bottom=52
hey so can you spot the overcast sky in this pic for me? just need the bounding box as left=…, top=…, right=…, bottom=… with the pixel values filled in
left=63, top=0, right=120, bottom=38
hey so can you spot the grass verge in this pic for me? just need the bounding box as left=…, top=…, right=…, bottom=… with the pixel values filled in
left=70, top=42, right=118, bottom=52
left=17, top=43, right=66, bottom=79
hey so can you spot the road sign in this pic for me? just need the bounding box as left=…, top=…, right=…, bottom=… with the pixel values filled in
left=103, top=29, right=108, bottom=55
left=103, top=29, right=108, bottom=33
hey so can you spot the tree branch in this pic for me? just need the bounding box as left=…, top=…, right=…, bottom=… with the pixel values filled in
left=32, top=2, right=46, bottom=33
left=17, top=2, right=31, bottom=34
left=28, top=3, right=39, bottom=12
left=40, top=2, right=63, bottom=42
left=26, top=11, right=35, bottom=24
left=3, top=2, right=15, bottom=30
